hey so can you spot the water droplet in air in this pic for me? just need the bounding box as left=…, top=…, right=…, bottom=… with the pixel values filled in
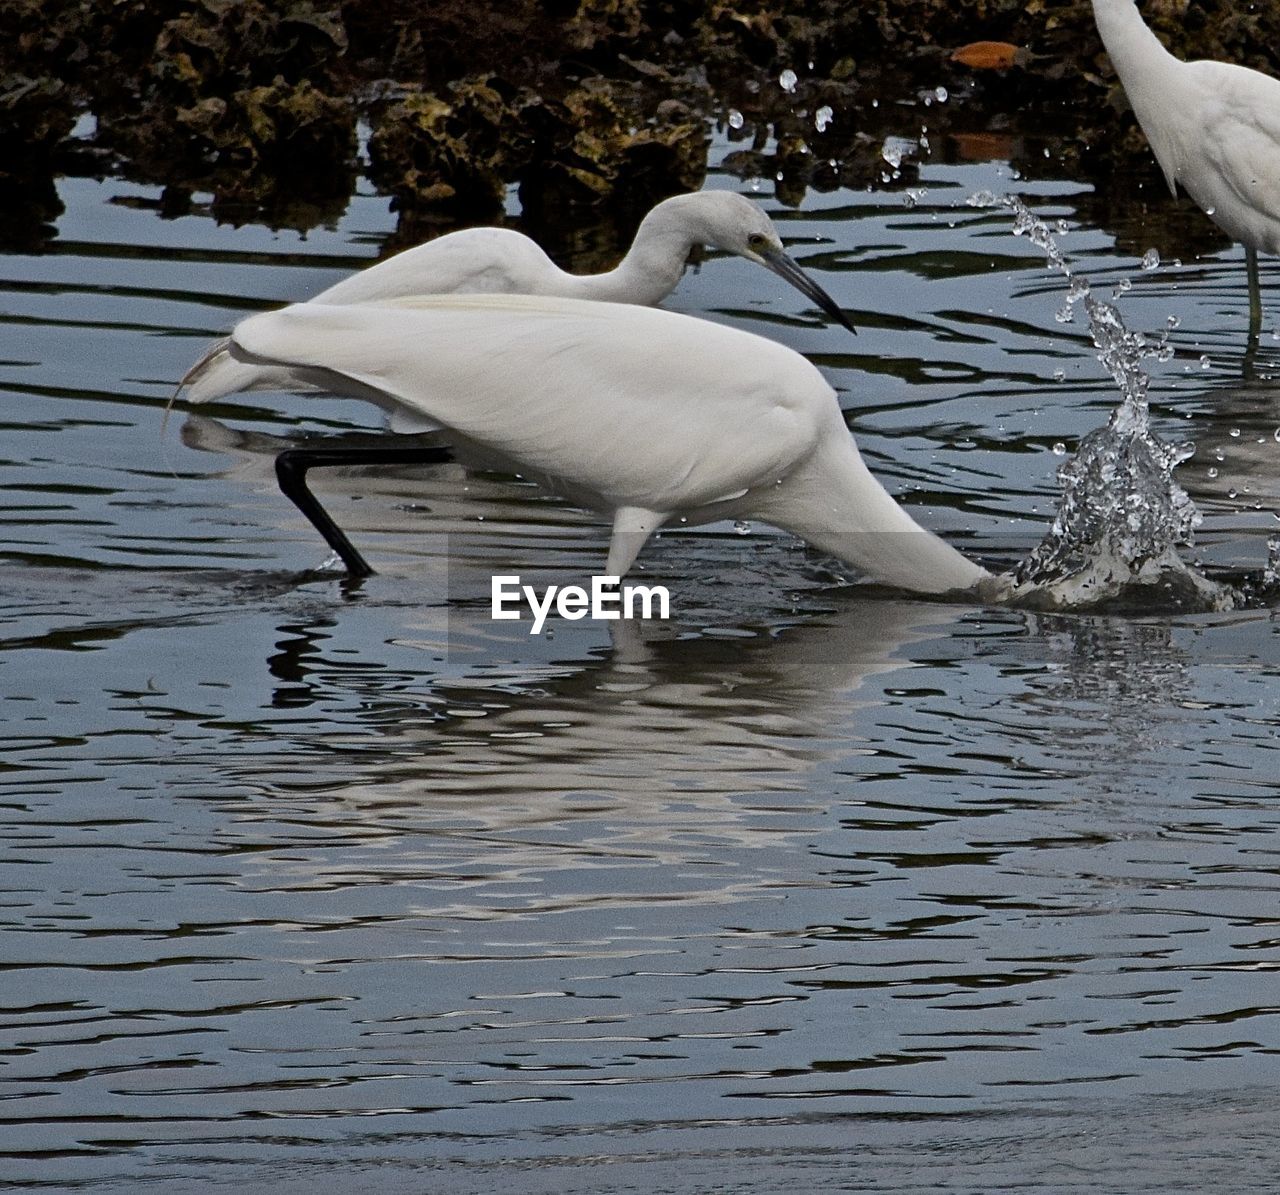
left=1229, top=427, right=1241, bottom=438
left=881, top=142, right=903, bottom=168
left=1116, top=277, right=1132, bottom=293
left=1200, top=354, right=1212, bottom=370
left=1141, top=248, right=1160, bottom=270
left=727, top=109, right=745, bottom=130
left=779, top=68, right=798, bottom=93
left=1208, top=466, right=1219, bottom=478
left=1052, top=442, right=1067, bottom=456
left=935, top=85, right=949, bottom=103
left=814, top=105, right=833, bottom=132
left=1052, top=368, right=1066, bottom=382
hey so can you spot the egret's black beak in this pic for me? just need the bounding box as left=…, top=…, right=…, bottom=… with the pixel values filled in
left=760, top=246, right=856, bottom=334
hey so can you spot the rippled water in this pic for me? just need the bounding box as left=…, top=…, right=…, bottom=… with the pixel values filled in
left=4, top=132, right=1280, bottom=1191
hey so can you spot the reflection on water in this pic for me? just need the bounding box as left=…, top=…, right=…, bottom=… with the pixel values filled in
left=3, top=143, right=1280, bottom=1190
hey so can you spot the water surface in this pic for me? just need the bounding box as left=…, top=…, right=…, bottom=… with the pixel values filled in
left=3, top=130, right=1280, bottom=1191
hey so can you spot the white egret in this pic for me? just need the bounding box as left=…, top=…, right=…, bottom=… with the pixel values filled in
left=183, top=190, right=853, bottom=404
left=1092, top=0, right=1280, bottom=330
left=187, top=293, right=993, bottom=597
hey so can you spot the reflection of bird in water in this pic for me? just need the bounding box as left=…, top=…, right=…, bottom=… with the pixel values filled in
left=1166, top=375, right=1280, bottom=573
left=181, top=294, right=994, bottom=596
left=258, top=593, right=953, bottom=844
left=1092, top=0, right=1280, bottom=336
left=183, top=189, right=853, bottom=404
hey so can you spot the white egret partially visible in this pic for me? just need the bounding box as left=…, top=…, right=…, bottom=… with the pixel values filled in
left=186, top=293, right=993, bottom=598
left=1092, top=0, right=1280, bottom=331
left=183, top=190, right=853, bottom=404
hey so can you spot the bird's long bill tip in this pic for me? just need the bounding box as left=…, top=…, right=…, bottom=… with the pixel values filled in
left=762, top=247, right=856, bottom=334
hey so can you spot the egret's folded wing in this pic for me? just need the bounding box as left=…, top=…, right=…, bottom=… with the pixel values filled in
left=311, top=229, right=566, bottom=304
left=231, top=295, right=828, bottom=512
left=1187, top=61, right=1280, bottom=245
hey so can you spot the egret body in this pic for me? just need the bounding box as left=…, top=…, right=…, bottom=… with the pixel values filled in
left=184, top=191, right=853, bottom=404
left=1092, top=0, right=1280, bottom=329
left=189, top=294, right=990, bottom=597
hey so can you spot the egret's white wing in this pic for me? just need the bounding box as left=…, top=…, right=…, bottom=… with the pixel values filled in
left=311, top=228, right=570, bottom=303
left=230, top=295, right=829, bottom=515
left=183, top=230, right=573, bottom=404
left=1186, top=61, right=1280, bottom=252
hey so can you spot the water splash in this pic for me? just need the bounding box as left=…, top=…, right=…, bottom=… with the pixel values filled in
left=967, top=192, right=1239, bottom=611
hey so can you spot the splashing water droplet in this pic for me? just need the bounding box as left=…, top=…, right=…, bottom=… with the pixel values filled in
left=1052, top=368, right=1066, bottom=382
left=779, top=68, right=798, bottom=93
left=1230, top=427, right=1242, bottom=438
left=1052, top=441, right=1067, bottom=455
left=985, top=193, right=1236, bottom=610
left=814, top=105, right=833, bottom=133
left=881, top=141, right=903, bottom=168
left=1142, top=248, right=1161, bottom=271
left=1208, top=466, right=1219, bottom=478
left=1116, top=277, right=1132, bottom=294
left=727, top=108, right=745, bottom=130
left=934, top=85, right=949, bottom=103
left=965, top=189, right=1002, bottom=209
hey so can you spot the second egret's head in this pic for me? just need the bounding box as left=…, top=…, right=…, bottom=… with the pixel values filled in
left=666, top=191, right=856, bottom=334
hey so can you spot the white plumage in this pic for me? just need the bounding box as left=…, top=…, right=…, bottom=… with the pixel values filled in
left=1093, top=0, right=1280, bottom=322
left=196, top=293, right=990, bottom=595
left=183, top=190, right=852, bottom=405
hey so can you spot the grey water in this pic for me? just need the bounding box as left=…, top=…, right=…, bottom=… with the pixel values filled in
left=3, top=127, right=1280, bottom=1192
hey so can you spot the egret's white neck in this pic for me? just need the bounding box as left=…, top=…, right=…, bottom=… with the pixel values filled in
left=1092, top=0, right=1184, bottom=108
left=1091, top=0, right=1188, bottom=193
left=575, top=195, right=704, bottom=305
left=761, top=431, right=991, bottom=595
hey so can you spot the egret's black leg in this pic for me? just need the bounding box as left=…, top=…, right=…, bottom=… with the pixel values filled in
left=1246, top=245, right=1263, bottom=344
left=274, top=444, right=455, bottom=577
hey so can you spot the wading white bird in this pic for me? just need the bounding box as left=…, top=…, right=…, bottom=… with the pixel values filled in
left=187, top=293, right=992, bottom=597
left=183, top=190, right=853, bottom=404
left=1092, top=0, right=1280, bottom=329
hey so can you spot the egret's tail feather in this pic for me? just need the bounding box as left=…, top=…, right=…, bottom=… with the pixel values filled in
left=162, top=336, right=231, bottom=437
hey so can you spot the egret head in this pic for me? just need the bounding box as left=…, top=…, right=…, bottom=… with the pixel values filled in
left=674, top=191, right=856, bottom=334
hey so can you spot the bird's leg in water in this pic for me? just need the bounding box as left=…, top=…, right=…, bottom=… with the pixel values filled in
left=274, top=444, right=455, bottom=576
left=1247, top=245, right=1263, bottom=342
